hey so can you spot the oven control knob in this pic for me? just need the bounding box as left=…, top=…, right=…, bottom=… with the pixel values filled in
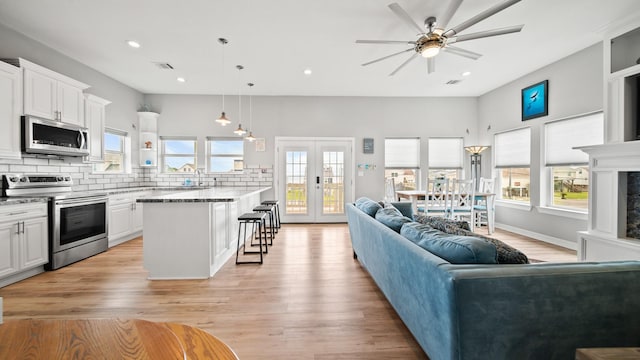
left=19, top=177, right=27, bottom=182
left=56, top=176, right=64, bottom=182
left=65, top=177, right=71, bottom=182
left=9, top=176, right=18, bottom=183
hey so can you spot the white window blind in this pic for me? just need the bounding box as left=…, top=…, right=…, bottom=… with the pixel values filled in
left=494, top=128, right=531, bottom=168
left=428, top=138, right=463, bottom=169
left=385, top=138, right=420, bottom=168
left=545, top=112, right=604, bottom=166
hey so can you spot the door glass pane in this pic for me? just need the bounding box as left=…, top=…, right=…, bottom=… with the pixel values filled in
left=286, top=151, right=307, bottom=214
left=323, top=151, right=344, bottom=214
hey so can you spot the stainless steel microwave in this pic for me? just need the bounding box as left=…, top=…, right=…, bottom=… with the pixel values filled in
left=22, top=115, right=89, bottom=157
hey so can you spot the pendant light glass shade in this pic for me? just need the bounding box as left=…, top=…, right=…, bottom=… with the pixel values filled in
left=245, top=82, right=256, bottom=142
left=234, top=65, right=246, bottom=136
left=215, top=38, right=231, bottom=126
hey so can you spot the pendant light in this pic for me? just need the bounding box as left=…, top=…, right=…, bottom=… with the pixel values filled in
left=215, top=38, right=231, bottom=126
left=233, top=65, right=247, bottom=136
left=245, top=82, right=256, bottom=142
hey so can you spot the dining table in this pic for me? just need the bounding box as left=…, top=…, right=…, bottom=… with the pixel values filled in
left=395, top=189, right=496, bottom=234
left=0, top=318, right=239, bottom=359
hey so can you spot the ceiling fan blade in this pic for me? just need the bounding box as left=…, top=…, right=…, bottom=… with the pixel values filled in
left=427, top=57, right=435, bottom=74
left=362, top=48, right=415, bottom=67
left=388, top=3, right=425, bottom=34
left=443, top=46, right=482, bottom=60
left=448, top=25, right=523, bottom=43
left=356, top=40, right=416, bottom=45
left=443, top=0, right=521, bottom=38
left=390, top=53, right=420, bottom=76
left=435, top=0, right=463, bottom=33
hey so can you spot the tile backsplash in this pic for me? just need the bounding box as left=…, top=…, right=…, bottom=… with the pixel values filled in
left=0, top=154, right=273, bottom=191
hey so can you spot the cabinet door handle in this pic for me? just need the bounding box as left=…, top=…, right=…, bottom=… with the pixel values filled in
left=15, top=222, right=20, bottom=235
left=21, top=221, right=25, bottom=234
left=8, top=211, right=28, bottom=216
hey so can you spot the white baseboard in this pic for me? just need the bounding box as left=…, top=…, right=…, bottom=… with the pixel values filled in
left=495, top=223, right=577, bottom=251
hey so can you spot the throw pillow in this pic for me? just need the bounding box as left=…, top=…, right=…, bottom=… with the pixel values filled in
left=375, top=207, right=413, bottom=233
left=413, top=213, right=471, bottom=231
left=436, top=225, right=529, bottom=264
left=355, top=197, right=383, bottom=217
left=400, top=222, right=498, bottom=264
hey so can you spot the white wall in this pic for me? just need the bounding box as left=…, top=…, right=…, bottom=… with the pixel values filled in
left=477, top=43, right=604, bottom=245
left=144, top=94, right=478, bottom=200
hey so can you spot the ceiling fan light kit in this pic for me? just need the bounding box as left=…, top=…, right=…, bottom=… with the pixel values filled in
left=356, top=0, right=524, bottom=75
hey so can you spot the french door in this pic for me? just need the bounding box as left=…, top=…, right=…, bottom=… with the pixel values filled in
left=276, top=137, right=354, bottom=223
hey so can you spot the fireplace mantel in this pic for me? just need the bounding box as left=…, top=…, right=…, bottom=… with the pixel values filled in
left=577, top=140, right=640, bottom=261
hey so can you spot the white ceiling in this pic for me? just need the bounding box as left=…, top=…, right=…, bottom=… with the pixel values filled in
left=0, top=0, right=638, bottom=97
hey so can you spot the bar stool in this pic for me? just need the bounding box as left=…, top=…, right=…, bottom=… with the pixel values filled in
left=261, top=200, right=281, bottom=232
left=253, top=204, right=275, bottom=246
left=235, top=212, right=267, bottom=264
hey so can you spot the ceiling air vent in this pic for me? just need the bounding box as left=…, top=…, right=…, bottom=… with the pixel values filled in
left=446, top=79, right=462, bottom=85
left=153, top=62, right=174, bottom=70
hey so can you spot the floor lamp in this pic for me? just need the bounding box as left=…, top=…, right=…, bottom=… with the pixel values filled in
left=464, top=146, right=489, bottom=190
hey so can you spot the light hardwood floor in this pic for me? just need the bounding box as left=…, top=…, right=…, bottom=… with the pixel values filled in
left=0, top=224, right=576, bottom=359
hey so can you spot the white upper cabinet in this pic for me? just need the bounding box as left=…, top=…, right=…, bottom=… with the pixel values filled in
left=19, top=58, right=89, bottom=126
left=84, top=94, right=111, bottom=162
left=0, top=61, right=22, bottom=160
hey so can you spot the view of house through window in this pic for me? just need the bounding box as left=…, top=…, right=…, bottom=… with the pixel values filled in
left=499, top=168, right=531, bottom=202
left=384, top=169, right=418, bottom=190
left=93, top=129, right=126, bottom=173
left=552, top=166, right=589, bottom=209
left=161, top=137, right=197, bottom=173
left=208, top=137, right=244, bottom=173
left=427, top=169, right=460, bottom=181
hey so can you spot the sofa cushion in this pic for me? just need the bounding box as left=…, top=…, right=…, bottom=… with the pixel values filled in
left=375, top=207, right=413, bottom=233
left=401, top=222, right=498, bottom=264
left=457, top=229, right=529, bottom=264
left=413, top=213, right=471, bottom=231
left=355, top=197, right=383, bottom=217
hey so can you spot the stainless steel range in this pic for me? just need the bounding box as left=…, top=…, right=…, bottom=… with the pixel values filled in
left=2, top=174, right=108, bottom=270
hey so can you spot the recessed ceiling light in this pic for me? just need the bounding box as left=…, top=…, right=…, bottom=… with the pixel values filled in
left=127, top=40, right=141, bottom=48
left=177, top=77, right=186, bottom=83
left=303, top=68, right=312, bottom=76
left=462, top=71, right=471, bottom=77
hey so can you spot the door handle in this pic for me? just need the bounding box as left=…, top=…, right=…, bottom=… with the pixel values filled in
left=316, top=176, right=320, bottom=184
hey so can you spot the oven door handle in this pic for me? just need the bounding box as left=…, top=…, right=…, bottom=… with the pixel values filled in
left=55, top=197, right=107, bottom=206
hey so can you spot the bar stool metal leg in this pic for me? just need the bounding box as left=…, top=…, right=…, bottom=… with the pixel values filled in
left=236, top=213, right=266, bottom=264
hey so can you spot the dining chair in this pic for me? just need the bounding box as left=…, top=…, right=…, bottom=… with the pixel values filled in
left=474, top=177, right=495, bottom=230
left=424, top=178, right=449, bottom=217
left=384, top=177, right=397, bottom=202
left=449, top=178, right=476, bottom=231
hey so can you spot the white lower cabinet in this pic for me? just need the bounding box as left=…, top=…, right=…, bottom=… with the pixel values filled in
left=0, top=203, right=49, bottom=287
left=108, top=191, right=149, bottom=247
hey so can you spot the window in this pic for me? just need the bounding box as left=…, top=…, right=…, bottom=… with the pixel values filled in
left=427, top=137, right=463, bottom=180
left=385, top=138, right=420, bottom=191
left=161, top=137, right=197, bottom=173
left=494, top=128, right=531, bottom=203
left=544, top=112, right=604, bottom=210
left=93, top=129, right=127, bottom=173
left=207, top=137, right=244, bottom=173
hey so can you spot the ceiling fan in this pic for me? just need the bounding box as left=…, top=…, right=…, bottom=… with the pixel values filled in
left=356, top=0, right=524, bottom=75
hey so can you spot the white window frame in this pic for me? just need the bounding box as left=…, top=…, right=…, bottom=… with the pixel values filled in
left=160, top=136, right=197, bottom=173
left=206, top=137, right=245, bottom=173
left=494, top=127, right=531, bottom=206
left=539, top=111, right=603, bottom=216
left=385, top=137, right=421, bottom=190
left=427, top=137, right=463, bottom=180
left=92, top=128, right=129, bottom=174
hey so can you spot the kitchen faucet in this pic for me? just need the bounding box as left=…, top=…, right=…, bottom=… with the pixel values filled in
left=195, top=168, right=203, bottom=187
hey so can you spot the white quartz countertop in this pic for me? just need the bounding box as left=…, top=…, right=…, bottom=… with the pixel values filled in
left=136, top=186, right=271, bottom=203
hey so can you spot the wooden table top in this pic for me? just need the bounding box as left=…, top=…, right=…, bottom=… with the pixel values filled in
left=0, top=318, right=239, bottom=360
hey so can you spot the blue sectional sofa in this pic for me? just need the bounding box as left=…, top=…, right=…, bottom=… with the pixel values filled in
left=346, top=198, right=640, bottom=360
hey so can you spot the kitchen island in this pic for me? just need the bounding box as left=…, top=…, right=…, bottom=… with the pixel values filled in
left=136, top=187, right=270, bottom=280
